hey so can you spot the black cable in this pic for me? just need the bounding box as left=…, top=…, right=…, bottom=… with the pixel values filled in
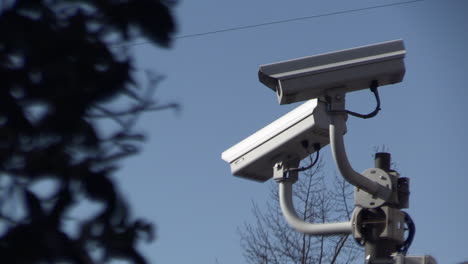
left=326, top=81, right=382, bottom=119
left=399, top=211, right=416, bottom=254
left=285, top=145, right=320, bottom=174
left=345, top=81, right=381, bottom=119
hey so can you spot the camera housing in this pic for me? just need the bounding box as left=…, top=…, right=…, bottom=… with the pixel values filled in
left=258, top=39, right=406, bottom=104
left=221, top=99, right=330, bottom=182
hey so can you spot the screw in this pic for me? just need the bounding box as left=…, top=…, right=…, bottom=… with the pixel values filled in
left=379, top=175, right=386, bottom=180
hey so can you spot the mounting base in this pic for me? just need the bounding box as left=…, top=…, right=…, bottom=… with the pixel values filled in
left=355, top=168, right=393, bottom=209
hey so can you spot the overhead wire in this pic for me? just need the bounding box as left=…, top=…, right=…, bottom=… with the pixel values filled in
left=119, top=0, right=424, bottom=47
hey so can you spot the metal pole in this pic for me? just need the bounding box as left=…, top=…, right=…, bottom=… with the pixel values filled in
left=375, top=152, right=391, bottom=172
left=364, top=152, right=399, bottom=263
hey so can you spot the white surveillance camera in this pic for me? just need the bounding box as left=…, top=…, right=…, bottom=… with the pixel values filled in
left=258, top=39, right=406, bottom=104
left=221, top=99, right=330, bottom=182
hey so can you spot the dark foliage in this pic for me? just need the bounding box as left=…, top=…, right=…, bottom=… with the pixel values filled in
left=0, top=0, right=176, bottom=263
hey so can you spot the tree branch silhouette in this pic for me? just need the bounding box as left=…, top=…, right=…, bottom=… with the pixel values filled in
left=0, top=0, right=177, bottom=263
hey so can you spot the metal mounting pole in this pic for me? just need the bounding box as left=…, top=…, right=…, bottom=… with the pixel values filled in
left=375, top=152, right=391, bottom=172
left=364, top=152, right=401, bottom=263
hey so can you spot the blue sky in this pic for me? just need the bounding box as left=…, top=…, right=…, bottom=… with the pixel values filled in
left=114, top=0, right=468, bottom=263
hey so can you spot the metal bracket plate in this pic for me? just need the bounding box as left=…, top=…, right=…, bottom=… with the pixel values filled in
left=355, top=168, right=393, bottom=208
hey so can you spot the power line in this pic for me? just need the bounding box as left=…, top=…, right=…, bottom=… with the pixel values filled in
left=120, top=0, right=424, bottom=47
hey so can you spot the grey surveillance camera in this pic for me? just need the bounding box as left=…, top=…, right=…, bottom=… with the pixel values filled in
left=258, top=39, right=406, bottom=104
left=221, top=99, right=330, bottom=182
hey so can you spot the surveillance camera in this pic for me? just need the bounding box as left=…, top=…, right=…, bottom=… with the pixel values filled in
left=221, top=99, right=330, bottom=182
left=258, top=39, right=406, bottom=105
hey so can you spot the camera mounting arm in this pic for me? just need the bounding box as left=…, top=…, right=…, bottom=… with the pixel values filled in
left=274, top=161, right=353, bottom=235
left=326, top=91, right=392, bottom=201
left=278, top=180, right=353, bottom=235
